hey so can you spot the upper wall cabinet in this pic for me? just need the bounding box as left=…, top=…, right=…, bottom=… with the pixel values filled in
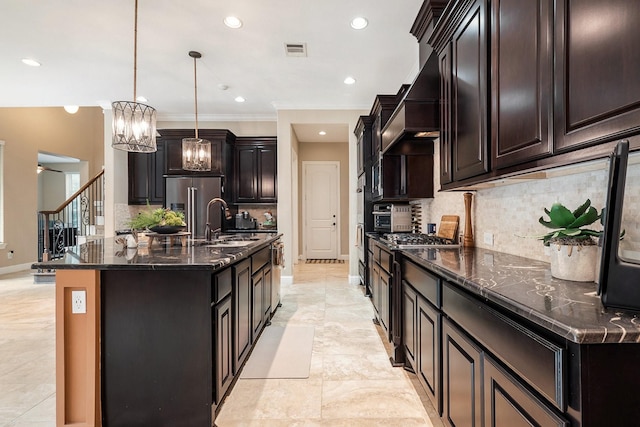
left=432, top=0, right=490, bottom=184
left=128, top=141, right=165, bottom=205
left=233, top=137, right=277, bottom=204
left=160, top=129, right=235, bottom=176
left=491, top=0, right=553, bottom=169
left=554, top=0, right=640, bottom=152
left=432, top=0, right=640, bottom=190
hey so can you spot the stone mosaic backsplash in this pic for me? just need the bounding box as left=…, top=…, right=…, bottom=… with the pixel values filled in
left=418, top=142, right=640, bottom=263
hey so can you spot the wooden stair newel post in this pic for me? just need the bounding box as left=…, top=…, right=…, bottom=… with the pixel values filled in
left=463, top=192, right=474, bottom=247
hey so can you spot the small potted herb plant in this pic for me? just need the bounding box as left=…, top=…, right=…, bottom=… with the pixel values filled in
left=538, top=199, right=601, bottom=281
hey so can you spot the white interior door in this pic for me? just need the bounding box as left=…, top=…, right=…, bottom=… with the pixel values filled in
left=303, top=162, right=339, bottom=259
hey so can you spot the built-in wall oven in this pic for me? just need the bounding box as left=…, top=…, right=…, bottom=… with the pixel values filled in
left=372, top=204, right=412, bottom=233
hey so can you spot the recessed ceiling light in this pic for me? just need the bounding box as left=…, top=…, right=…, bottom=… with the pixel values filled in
left=235, top=96, right=246, bottom=103
left=136, top=95, right=148, bottom=103
left=22, top=58, right=41, bottom=67
left=218, top=84, right=229, bottom=91
left=319, top=131, right=327, bottom=136
left=350, top=17, right=368, bottom=30
left=224, top=16, right=243, bottom=29
left=63, top=105, right=79, bottom=114
left=344, top=76, right=356, bottom=85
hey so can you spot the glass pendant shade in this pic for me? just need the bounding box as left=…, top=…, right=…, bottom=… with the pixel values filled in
left=182, top=137, right=211, bottom=171
left=110, top=0, right=157, bottom=153
left=111, top=101, right=157, bottom=152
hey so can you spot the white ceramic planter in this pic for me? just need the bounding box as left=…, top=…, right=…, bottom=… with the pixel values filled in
left=549, top=243, right=598, bottom=282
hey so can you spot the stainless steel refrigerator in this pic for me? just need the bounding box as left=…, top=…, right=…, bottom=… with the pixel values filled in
left=165, top=176, right=223, bottom=238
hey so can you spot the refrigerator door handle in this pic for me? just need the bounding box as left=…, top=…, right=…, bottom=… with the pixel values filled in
left=187, top=187, right=193, bottom=235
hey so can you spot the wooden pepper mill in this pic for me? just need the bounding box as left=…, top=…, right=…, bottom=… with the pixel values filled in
left=463, top=192, right=474, bottom=247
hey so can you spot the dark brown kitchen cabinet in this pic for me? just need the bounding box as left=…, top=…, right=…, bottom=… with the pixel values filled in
left=234, top=137, right=277, bottom=204
left=263, top=265, right=272, bottom=323
left=251, top=269, right=264, bottom=338
left=453, top=0, right=489, bottom=181
left=438, top=47, right=453, bottom=186
left=432, top=0, right=490, bottom=185
left=213, top=294, right=232, bottom=405
left=160, top=129, right=235, bottom=176
left=403, top=284, right=418, bottom=371
left=554, top=0, right=640, bottom=152
left=442, top=317, right=483, bottom=427
left=233, top=258, right=252, bottom=370
left=491, top=0, right=553, bottom=169
left=370, top=240, right=392, bottom=340
left=127, top=141, right=165, bottom=204
left=484, top=355, right=568, bottom=427
left=402, top=258, right=442, bottom=415
left=370, top=95, right=399, bottom=161
left=213, top=268, right=233, bottom=406
left=355, top=115, right=374, bottom=177
left=251, top=246, right=272, bottom=339
left=380, top=151, right=434, bottom=201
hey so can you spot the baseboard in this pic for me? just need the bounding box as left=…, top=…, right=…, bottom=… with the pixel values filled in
left=348, top=275, right=361, bottom=285
left=0, top=263, right=35, bottom=276
left=281, top=275, right=293, bottom=285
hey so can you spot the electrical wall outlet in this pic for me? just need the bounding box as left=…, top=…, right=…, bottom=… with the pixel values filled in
left=7, top=251, right=13, bottom=259
left=483, top=232, right=494, bottom=246
left=71, top=290, right=86, bottom=314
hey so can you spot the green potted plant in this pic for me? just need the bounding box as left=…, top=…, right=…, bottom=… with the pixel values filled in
left=538, top=199, right=601, bottom=281
left=129, top=204, right=186, bottom=233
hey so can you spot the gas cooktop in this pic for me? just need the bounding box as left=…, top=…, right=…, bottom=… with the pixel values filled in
left=381, top=233, right=459, bottom=249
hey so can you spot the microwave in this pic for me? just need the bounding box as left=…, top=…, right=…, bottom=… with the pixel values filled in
left=372, top=204, right=412, bottom=232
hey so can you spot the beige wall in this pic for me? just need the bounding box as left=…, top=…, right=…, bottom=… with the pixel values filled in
left=297, top=142, right=350, bottom=258
left=0, top=107, right=104, bottom=269
left=277, top=109, right=367, bottom=280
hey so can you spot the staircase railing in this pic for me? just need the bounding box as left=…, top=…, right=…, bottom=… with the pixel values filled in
left=37, top=170, right=105, bottom=261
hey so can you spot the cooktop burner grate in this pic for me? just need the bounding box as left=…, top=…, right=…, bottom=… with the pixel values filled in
left=382, top=233, right=458, bottom=248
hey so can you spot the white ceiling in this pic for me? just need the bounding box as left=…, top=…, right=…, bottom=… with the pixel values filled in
left=1, top=0, right=423, bottom=125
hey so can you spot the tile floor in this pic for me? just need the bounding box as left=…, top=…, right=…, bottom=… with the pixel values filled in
left=0, top=264, right=441, bottom=427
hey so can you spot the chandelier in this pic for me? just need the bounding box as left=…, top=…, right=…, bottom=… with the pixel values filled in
left=182, top=51, right=212, bottom=171
left=111, top=0, right=157, bottom=153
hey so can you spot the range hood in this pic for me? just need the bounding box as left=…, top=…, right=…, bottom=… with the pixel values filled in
left=381, top=52, right=440, bottom=154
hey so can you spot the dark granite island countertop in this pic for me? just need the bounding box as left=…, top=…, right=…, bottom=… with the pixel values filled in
left=32, top=232, right=281, bottom=271
left=398, top=245, right=640, bottom=344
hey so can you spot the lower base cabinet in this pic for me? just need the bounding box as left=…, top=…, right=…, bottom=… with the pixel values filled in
left=401, top=257, right=568, bottom=427
left=484, top=355, right=567, bottom=427
left=214, top=294, right=233, bottom=404
left=418, top=296, right=440, bottom=412
left=403, top=280, right=441, bottom=414
left=234, top=258, right=252, bottom=370
left=252, top=270, right=264, bottom=338
left=442, top=318, right=483, bottom=427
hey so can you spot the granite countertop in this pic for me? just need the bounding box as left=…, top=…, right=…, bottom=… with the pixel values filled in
left=32, top=233, right=281, bottom=272
left=372, top=237, right=640, bottom=344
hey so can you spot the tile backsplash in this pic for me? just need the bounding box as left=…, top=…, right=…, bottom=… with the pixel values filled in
left=418, top=142, right=640, bottom=262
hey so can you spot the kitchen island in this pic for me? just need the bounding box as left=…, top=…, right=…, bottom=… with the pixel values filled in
left=32, top=232, right=281, bottom=427
left=370, top=235, right=640, bottom=427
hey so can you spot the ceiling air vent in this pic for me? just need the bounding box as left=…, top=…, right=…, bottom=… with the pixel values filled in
left=285, top=43, right=307, bottom=57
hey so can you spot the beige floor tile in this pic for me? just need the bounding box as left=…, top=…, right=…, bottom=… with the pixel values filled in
left=216, top=379, right=323, bottom=422
left=321, top=379, right=431, bottom=421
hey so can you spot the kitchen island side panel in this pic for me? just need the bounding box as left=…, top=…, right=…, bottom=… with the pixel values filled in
left=101, top=270, right=213, bottom=427
left=55, top=269, right=101, bottom=427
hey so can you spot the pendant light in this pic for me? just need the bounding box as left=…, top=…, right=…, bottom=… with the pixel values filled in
left=182, top=51, right=212, bottom=171
left=111, top=0, right=157, bottom=153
